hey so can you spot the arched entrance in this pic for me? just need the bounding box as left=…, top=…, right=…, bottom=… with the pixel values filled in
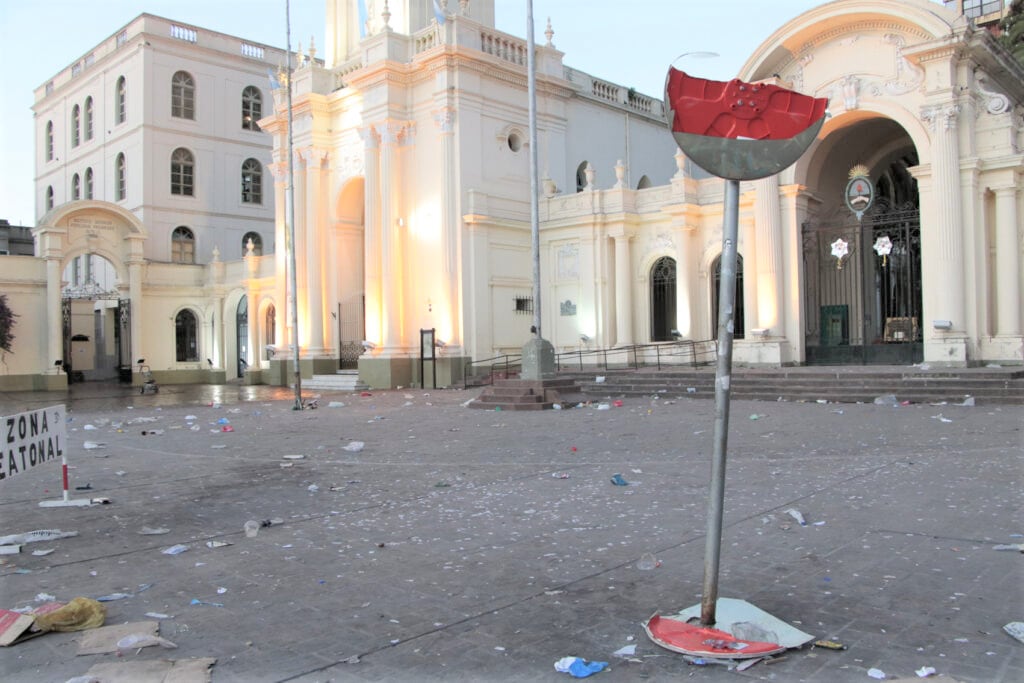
left=60, top=253, right=130, bottom=383
left=650, top=257, right=677, bottom=342
left=801, top=119, right=922, bottom=364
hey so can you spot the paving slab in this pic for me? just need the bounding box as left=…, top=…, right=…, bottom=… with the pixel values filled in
left=0, top=384, right=1020, bottom=682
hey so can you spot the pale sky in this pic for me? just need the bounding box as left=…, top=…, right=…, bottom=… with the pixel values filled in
left=0, top=0, right=829, bottom=227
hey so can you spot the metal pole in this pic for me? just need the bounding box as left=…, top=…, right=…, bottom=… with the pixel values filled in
left=700, top=178, right=740, bottom=626
left=526, top=0, right=541, bottom=339
left=286, top=0, right=302, bottom=410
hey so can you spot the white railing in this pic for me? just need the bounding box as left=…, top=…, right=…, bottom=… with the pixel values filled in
left=241, top=43, right=265, bottom=59
left=170, top=24, right=198, bottom=43
left=479, top=29, right=526, bottom=66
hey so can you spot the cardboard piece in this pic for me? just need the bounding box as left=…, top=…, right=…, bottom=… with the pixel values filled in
left=0, top=609, right=40, bottom=647
left=672, top=597, right=815, bottom=649
left=79, top=657, right=217, bottom=683
left=77, top=620, right=158, bottom=655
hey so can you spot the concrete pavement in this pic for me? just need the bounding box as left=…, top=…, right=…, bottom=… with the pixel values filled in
left=0, top=383, right=1021, bottom=682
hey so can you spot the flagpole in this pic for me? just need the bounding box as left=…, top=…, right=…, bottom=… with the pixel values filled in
left=285, top=0, right=302, bottom=410
left=526, top=0, right=541, bottom=338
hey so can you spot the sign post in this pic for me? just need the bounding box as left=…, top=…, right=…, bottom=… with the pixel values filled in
left=0, top=404, right=90, bottom=507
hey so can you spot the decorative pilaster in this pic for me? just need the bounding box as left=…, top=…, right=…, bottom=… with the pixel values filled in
left=302, top=146, right=329, bottom=354
left=754, top=174, right=784, bottom=335
left=268, top=161, right=289, bottom=348
left=672, top=222, right=695, bottom=338
left=360, top=127, right=381, bottom=346
left=376, top=121, right=411, bottom=350
left=994, top=186, right=1021, bottom=336
left=435, top=106, right=459, bottom=348
left=46, top=258, right=62, bottom=372
left=920, top=103, right=966, bottom=334
left=612, top=232, right=633, bottom=346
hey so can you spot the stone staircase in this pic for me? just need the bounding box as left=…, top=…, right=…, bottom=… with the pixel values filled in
left=297, top=370, right=369, bottom=393
left=564, top=366, right=1024, bottom=405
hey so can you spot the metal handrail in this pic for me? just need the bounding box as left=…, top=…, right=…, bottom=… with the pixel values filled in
left=463, top=353, right=523, bottom=388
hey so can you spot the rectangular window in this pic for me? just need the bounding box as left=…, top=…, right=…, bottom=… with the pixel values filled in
left=514, top=296, right=534, bottom=314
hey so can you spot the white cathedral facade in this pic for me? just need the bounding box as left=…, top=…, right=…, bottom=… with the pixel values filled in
left=1, top=0, right=1021, bottom=392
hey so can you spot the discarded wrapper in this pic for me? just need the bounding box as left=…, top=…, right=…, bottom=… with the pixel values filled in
left=813, top=639, right=847, bottom=650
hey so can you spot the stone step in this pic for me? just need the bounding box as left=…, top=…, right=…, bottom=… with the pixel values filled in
left=299, top=372, right=369, bottom=392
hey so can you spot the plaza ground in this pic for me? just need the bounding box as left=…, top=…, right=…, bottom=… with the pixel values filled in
left=0, top=382, right=1021, bottom=682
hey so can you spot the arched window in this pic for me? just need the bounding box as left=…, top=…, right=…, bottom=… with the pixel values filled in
left=115, top=153, right=126, bottom=200
left=650, top=257, right=677, bottom=342
left=241, top=158, right=262, bottom=204
left=171, top=226, right=195, bottom=264
left=637, top=175, right=652, bottom=189
left=72, top=173, right=81, bottom=200
left=242, top=86, right=262, bottom=131
left=171, top=71, right=195, bottom=119
left=45, top=186, right=54, bottom=211
left=84, top=97, right=94, bottom=141
left=84, top=167, right=94, bottom=199
left=46, top=121, right=54, bottom=161
left=171, top=148, right=194, bottom=196
left=175, top=309, right=199, bottom=362
left=116, top=76, right=127, bottom=124
left=71, top=104, right=81, bottom=147
left=576, top=161, right=589, bottom=193
left=242, top=231, right=263, bottom=256
left=712, top=254, right=744, bottom=340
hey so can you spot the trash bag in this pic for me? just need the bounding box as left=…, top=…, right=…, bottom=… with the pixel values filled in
left=34, top=597, right=106, bottom=632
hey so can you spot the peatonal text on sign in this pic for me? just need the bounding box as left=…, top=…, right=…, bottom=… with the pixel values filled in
left=1, top=405, right=66, bottom=481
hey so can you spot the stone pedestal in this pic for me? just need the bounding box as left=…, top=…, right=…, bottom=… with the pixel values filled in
left=521, top=337, right=555, bottom=380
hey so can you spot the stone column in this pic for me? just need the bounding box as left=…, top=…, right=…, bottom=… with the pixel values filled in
left=754, top=174, right=784, bottom=335
left=741, top=215, right=758, bottom=335
left=921, top=104, right=966, bottom=334
left=46, top=257, right=62, bottom=370
left=303, top=147, right=328, bottom=354
left=377, top=121, right=405, bottom=350
left=612, top=232, right=633, bottom=346
left=245, top=247, right=259, bottom=370
left=994, top=186, right=1021, bottom=336
left=361, top=127, right=381, bottom=345
left=269, top=161, right=289, bottom=347
left=128, top=260, right=143, bottom=367
left=435, top=107, right=459, bottom=347
left=673, top=223, right=694, bottom=338
left=291, top=149, right=309, bottom=351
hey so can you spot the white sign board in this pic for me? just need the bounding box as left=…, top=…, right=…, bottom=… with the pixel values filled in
left=1, top=405, right=66, bottom=481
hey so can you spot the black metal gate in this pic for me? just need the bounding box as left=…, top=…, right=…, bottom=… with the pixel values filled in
left=803, top=201, right=922, bottom=365
left=338, top=298, right=365, bottom=370
left=650, top=257, right=677, bottom=342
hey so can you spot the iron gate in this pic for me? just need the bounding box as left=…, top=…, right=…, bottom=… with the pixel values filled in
left=802, top=201, right=922, bottom=365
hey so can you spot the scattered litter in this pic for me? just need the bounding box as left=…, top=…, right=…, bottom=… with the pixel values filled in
left=612, top=400, right=624, bottom=408
left=161, top=544, right=189, bottom=555
left=993, top=543, right=1024, bottom=551
left=785, top=509, right=808, bottom=526
left=328, top=401, right=346, bottom=408
left=682, top=655, right=733, bottom=667
left=931, top=414, right=952, bottom=423
left=211, top=444, right=227, bottom=449
left=342, top=441, right=365, bottom=452
left=185, top=415, right=198, bottom=420
left=205, top=540, right=232, bottom=549
left=217, top=418, right=229, bottom=425
left=95, top=593, right=133, bottom=602
left=813, top=639, right=847, bottom=650
left=344, top=655, right=361, bottom=664
left=687, top=387, right=696, bottom=393
left=612, top=644, right=636, bottom=658
left=434, top=481, right=451, bottom=488
left=749, top=413, right=763, bottom=420
left=867, top=668, right=886, bottom=679
left=83, top=424, right=98, bottom=430
left=610, top=473, right=630, bottom=486
left=916, top=666, right=937, bottom=678
left=736, top=657, right=764, bottom=671
left=873, top=394, right=899, bottom=407
left=596, top=403, right=611, bottom=411
left=31, top=549, right=55, bottom=557
left=307, top=484, right=319, bottom=493
left=282, top=454, right=305, bottom=460
left=189, top=599, right=224, bottom=607
left=115, top=471, right=126, bottom=476
left=0, top=546, right=21, bottom=555
left=35, top=598, right=107, bottom=633
left=280, top=462, right=294, bottom=468
left=138, top=527, right=170, bottom=536
left=554, top=656, right=608, bottom=678
left=216, top=587, right=227, bottom=594
left=637, top=552, right=659, bottom=570
left=552, top=472, right=570, bottom=479
left=91, top=498, right=111, bottom=505
left=0, top=530, right=78, bottom=546
left=75, top=658, right=218, bottom=682
left=140, top=429, right=164, bottom=436
left=144, top=612, right=173, bottom=620
left=1003, top=622, right=1024, bottom=644
left=117, top=633, right=177, bottom=650
left=82, top=442, right=106, bottom=450
left=221, top=425, right=235, bottom=432
left=595, top=376, right=606, bottom=383
left=0, top=609, right=41, bottom=646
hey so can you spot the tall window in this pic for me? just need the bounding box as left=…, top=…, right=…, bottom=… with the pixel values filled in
left=84, top=97, right=94, bottom=140
left=45, top=186, right=54, bottom=211
left=242, top=86, right=262, bottom=131
left=650, top=257, right=677, bottom=342
left=71, top=105, right=81, bottom=147
left=242, top=232, right=263, bottom=256
left=171, top=71, right=195, bottom=119
left=171, top=148, right=194, bottom=196
left=84, top=167, right=94, bottom=199
left=712, top=254, right=745, bottom=340
left=241, top=158, right=262, bottom=204
left=115, top=153, right=126, bottom=200
left=72, top=173, right=81, bottom=200
left=175, top=310, right=199, bottom=361
left=171, top=226, right=195, bottom=264
left=116, top=76, right=127, bottom=124
left=46, top=121, right=54, bottom=160
left=265, top=305, right=276, bottom=357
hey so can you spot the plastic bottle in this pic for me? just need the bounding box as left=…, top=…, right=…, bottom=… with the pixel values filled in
left=637, top=552, right=658, bottom=570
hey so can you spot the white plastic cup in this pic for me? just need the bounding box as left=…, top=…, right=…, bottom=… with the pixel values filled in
left=244, top=520, right=260, bottom=538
